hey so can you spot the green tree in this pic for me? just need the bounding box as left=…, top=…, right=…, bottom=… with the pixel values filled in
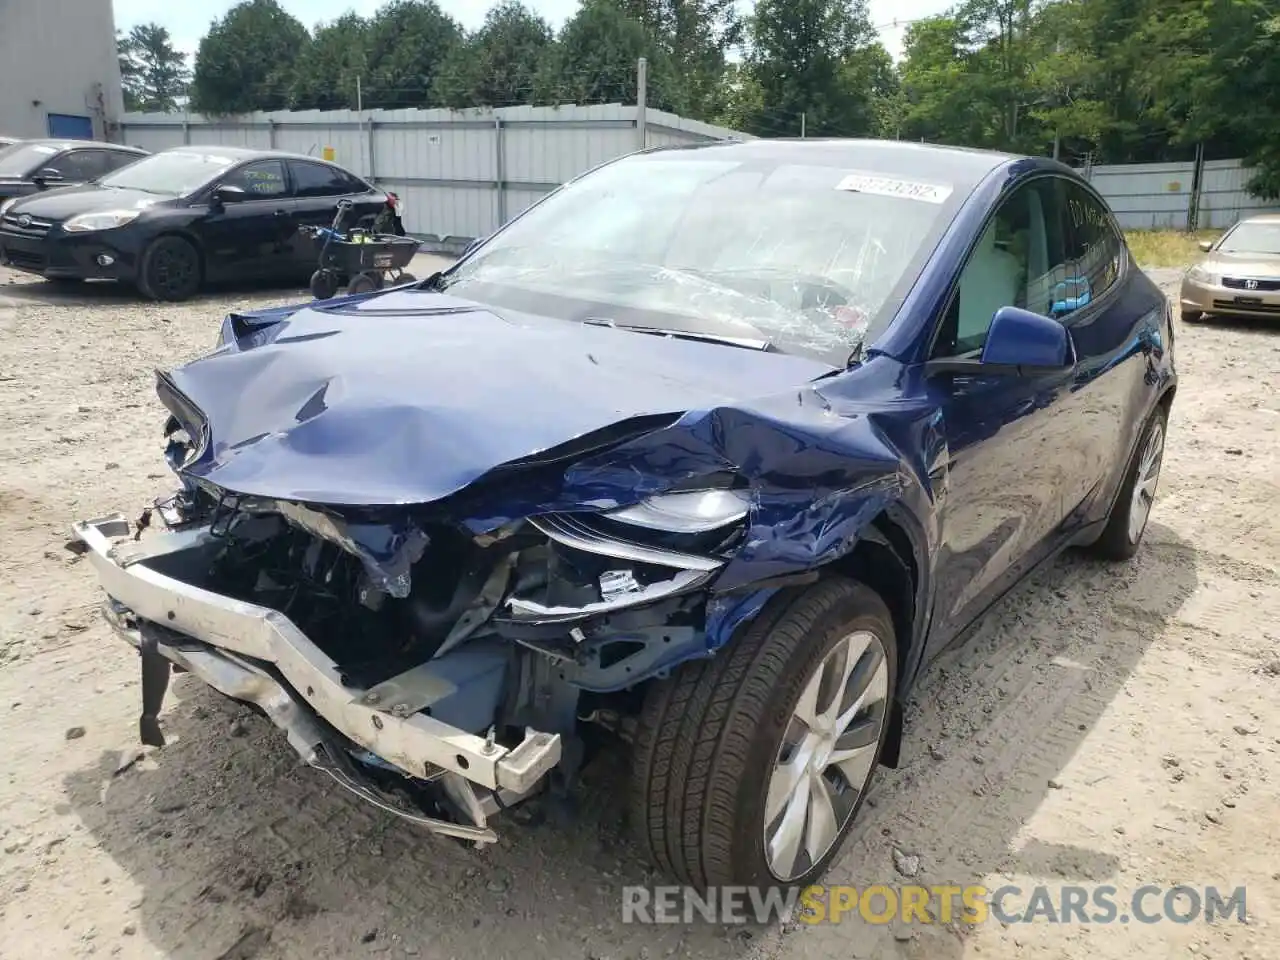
left=617, top=0, right=743, bottom=118
left=363, top=0, right=465, bottom=108
left=290, top=14, right=370, bottom=110
left=534, top=0, right=682, bottom=112
left=433, top=1, right=554, bottom=108
left=190, top=0, right=309, bottom=114
left=118, top=23, right=190, bottom=113
left=740, top=0, right=881, bottom=137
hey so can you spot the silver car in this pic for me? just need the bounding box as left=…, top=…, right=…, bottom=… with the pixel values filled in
left=1180, top=214, right=1280, bottom=321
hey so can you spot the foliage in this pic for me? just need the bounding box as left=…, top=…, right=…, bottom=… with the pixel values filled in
left=190, top=0, right=309, bottom=114
left=533, top=0, right=682, bottom=112
left=117, top=23, right=189, bottom=113
left=289, top=14, right=370, bottom=111
left=433, top=1, right=554, bottom=108
left=361, top=1, right=465, bottom=109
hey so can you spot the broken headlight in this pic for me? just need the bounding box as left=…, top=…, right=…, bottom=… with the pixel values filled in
left=605, top=489, right=750, bottom=533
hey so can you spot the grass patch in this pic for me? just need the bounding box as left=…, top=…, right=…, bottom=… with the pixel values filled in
left=1124, top=229, right=1220, bottom=268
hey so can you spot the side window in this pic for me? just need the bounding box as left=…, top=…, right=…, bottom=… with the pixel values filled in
left=55, top=150, right=111, bottom=180
left=103, top=150, right=141, bottom=173
left=933, top=178, right=1072, bottom=357
left=1063, top=182, right=1122, bottom=307
left=221, top=160, right=287, bottom=197
left=290, top=161, right=353, bottom=197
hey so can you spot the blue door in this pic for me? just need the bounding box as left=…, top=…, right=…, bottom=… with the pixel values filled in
left=47, top=114, right=93, bottom=138
left=926, top=176, right=1081, bottom=650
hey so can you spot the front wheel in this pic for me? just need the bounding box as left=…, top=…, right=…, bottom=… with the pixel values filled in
left=1181, top=308, right=1204, bottom=323
left=309, top=269, right=338, bottom=299
left=1088, top=404, right=1169, bottom=560
left=138, top=235, right=201, bottom=302
left=631, top=578, right=896, bottom=888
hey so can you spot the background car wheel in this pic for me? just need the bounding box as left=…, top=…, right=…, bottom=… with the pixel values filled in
left=1089, top=403, right=1170, bottom=561
left=1181, top=308, right=1204, bottom=322
left=631, top=577, right=896, bottom=888
left=394, top=271, right=417, bottom=285
left=346, top=272, right=382, bottom=295
left=309, top=269, right=338, bottom=299
left=138, top=235, right=201, bottom=302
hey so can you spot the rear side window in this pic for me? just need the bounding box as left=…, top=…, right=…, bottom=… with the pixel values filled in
left=103, top=150, right=141, bottom=172
left=1064, top=183, right=1123, bottom=304
left=291, top=161, right=363, bottom=197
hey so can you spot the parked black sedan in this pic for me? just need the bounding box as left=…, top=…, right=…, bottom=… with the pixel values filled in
left=0, top=139, right=147, bottom=206
left=0, top=146, right=391, bottom=300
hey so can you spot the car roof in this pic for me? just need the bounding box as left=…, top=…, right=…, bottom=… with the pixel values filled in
left=640, top=138, right=1019, bottom=193
left=160, top=144, right=351, bottom=165
left=18, top=138, right=146, bottom=153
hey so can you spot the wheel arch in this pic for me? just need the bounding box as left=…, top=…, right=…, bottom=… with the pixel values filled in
left=822, top=504, right=930, bottom=768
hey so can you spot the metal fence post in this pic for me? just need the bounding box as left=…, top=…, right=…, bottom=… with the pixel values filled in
left=636, top=57, right=648, bottom=150
left=368, top=116, right=377, bottom=184
left=494, top=117, right=507, bottom=229
left=268, top=119, right=277, bottom=150
left=181, top=119, right=190, bottom=145
left=1187, top=142, right=1205, bottom=232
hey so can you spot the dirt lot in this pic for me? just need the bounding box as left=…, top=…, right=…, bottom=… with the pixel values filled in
left=0, top=262, right=1277, bottom=960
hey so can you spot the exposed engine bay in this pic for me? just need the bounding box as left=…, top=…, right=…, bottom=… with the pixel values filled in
left=124, top=458, right=751, bottom=838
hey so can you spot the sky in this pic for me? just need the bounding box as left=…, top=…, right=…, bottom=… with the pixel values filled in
left=113, top=0, right=954, bottom=63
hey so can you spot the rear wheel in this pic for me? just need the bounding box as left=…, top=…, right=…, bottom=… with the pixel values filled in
left=631, top=578, right=895, bottom=888
left=1089, top=404, right=1168, bottom=561
left=346, top=271, right=382, bottom=295
left=138, top=235, right=201, bottom=302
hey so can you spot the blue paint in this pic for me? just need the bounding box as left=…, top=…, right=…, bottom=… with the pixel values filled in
left=161, top=142, right=1176, bottom=683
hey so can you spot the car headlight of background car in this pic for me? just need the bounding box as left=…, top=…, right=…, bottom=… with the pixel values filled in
left=1186, top=264, right=1216, bottom=284
left=605, top=489, right=751, bottom=533
left=62, top=210, right=143, bottom=233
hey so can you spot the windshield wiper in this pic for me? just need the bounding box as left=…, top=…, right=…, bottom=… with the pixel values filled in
left=581, top=316, right=774, bottom=352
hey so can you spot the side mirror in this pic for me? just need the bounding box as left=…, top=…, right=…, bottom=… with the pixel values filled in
left=33, top=167, right=64, bottom=186
left=212, top=183, right=247, bottom=205
left=980, top=306, right=1072, bottom=369
left=927, top=306, right=1072, bottom=377
left=1197, top=240, right=1213, bottom=252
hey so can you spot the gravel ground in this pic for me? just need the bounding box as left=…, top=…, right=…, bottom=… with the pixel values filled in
left=0, top=264, right=1277, bottom=960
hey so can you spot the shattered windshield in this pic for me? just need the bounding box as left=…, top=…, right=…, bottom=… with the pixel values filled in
left=441, top=153, right=957, bottom=362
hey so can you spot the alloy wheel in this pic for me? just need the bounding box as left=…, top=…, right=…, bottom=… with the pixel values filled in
left=763, top=629, right=890, bottom=881
left=1127, top=421, right=1165, bottom=544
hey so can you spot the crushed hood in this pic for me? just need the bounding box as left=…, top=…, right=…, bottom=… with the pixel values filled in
left=164, top=290, right=835, bottom=506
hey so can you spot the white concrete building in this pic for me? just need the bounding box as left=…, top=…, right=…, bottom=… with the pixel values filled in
left=0, top=0, right=125, bottom=141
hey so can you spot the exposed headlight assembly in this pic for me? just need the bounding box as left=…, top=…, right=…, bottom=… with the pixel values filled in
left=606, top=489, right=751, bottom=533
left=63, top=210, right=142, bottom=232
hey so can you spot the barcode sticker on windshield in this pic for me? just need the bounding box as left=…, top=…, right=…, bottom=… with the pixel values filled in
left=835, top=173, right=952, bottom=204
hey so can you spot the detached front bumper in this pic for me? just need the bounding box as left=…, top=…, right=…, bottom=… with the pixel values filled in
left=72, top=513, right=562, bottom=842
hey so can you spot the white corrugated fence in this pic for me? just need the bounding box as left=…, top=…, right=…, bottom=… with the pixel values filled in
left=1080, top=158, right=1280, bottom=231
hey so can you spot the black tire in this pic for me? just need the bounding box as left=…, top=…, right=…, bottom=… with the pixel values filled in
left=1181, top=308, right=1204, bottom=323
left=309, top=269, right=339, bottom=299
left=631, top=577, right=897, bottom=889
left=1088, top=403, right=1169, bottom=561
left=346, top=271, right=381, bottom=295
left=394, top=271, right=417, bottom=286
left=138, top=235, right=201, bottom=302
